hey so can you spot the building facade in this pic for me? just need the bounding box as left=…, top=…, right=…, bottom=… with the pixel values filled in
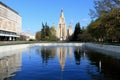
left=56, top=10, right=73, bottom=41
left=0, top=2, right=22, bottom=41
left=20, top=32, right=35, bottom=41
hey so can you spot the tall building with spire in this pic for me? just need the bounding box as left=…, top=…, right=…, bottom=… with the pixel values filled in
left=56, top=9, right=73, bottom=41
left=57, top=10, right=67, bottom=40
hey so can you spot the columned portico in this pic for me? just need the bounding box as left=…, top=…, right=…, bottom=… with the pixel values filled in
left=0, top=30, right=19, bottom=41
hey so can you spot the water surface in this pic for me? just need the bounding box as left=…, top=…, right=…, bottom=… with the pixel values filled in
left=0, top=46, right=120, bottom=80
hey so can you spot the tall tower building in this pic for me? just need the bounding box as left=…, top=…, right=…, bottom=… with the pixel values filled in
left=67, top=23, right=73, bottom=37
left=57, top=10, right=67, bottom=40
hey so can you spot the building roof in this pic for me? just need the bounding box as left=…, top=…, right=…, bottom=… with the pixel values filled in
left=0, top=1, right=19, bottom=15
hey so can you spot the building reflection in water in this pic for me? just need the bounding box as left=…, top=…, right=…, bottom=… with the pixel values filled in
left=0, top=49, right=23, bottom=80
left=39, top=46, right=84, bottom=71
left=67, top=47, right=73, bottom=64
left=57, top=47, right=67, bottom=71
left=37, top=46, right=87, bottom=71
left=38, top=46, right=70, bottom=71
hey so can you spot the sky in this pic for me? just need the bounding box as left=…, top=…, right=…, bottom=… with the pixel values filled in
left=0, top=0, right=94, bottom=35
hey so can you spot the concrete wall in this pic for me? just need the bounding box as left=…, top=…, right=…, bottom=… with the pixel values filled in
left=0, top=44, right=30, bottom=58
left=0, top=43, right=120, bottom=59
left=32, top=43, right=84, bottom=46
left=0, top=43, right=84, bottom=59
left=85, top=43, right=120, bottom=59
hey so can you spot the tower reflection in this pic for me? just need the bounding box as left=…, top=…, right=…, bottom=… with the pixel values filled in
left=57, top=47, right=67, bottom=71
left=68, top=47, right=73, bottom=63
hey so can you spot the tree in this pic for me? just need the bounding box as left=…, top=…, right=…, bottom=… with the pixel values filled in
left=101, top=8, right=120, bottom=42
left=78, top=30, right=93, bottom=42
left=89, top=0, right=120, bottom=19
left=41, top=23, right=51, bottom=40
left=35, top=31, right=41, bottom=41
left=87, top=16, right=107, bottom=42
left=20, top=35, right=27, bottom=41
left=88, top=8, right=120, bottom=43
left=40, top=22, right=57, bottom=41
left=41, top=23, right=46, bottom=40
left=45, top=23, right=51, bottom=38
left=50, top=25, right=57, bottom=41
left=72, top=22, right=82, bottom=41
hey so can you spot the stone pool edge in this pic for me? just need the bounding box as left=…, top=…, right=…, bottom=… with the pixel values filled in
left=0, top=43, right=120, bottom=59
left=85, top=43, right=120, bottom=59
left=0, top=43, right=84, bottom=53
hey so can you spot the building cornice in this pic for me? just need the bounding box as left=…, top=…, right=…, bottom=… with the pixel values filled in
left=0, top=1, right=19, bottom=15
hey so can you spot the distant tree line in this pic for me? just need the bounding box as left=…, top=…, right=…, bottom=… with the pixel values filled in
left=35, top=23, right=57, bottom=41
left=69, top=22, right=92, bottom=42
left=36, top=22, right=92, bottom=42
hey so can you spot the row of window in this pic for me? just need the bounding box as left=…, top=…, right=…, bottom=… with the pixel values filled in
left=0, top=30, right=16, bottom=35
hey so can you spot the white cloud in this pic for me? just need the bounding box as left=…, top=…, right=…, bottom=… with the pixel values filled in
left=81, top=18, right=89, bottom=22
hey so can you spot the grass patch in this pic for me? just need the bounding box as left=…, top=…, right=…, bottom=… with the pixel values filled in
left=0, top=41, right=37, bottom=46
left=0, top=41, right=71, bottom=46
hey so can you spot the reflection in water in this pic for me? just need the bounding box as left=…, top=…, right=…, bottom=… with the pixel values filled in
left=0, top=52, right=22, bottom=80
left=36, top=47, right=56, bottom=64
left=41, top=47, right=51, bottom=64
left=57, top=47, right=67, bottom=71
left=74, top=47, right=81, bottom=65
left=87, top=51, right=120, bottom=80
left=99, top=60, right=101, bottom=72
left=68, top=47, right=73, bottom=64
left=1, top=46, right=120, bottom=80
left=36, top=46, right=71, bottom=71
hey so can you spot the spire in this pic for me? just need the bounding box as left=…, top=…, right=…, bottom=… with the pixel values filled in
left=69, top=21, right=72, bottom=29
left=59, top=9, right=65, bottom=24
left=60, top=9, right=64, bottom=18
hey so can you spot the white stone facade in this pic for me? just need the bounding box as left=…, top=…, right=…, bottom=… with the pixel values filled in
left=67, top=23, right=73, bottom=37
left=0, top=2, right=22, bottom=40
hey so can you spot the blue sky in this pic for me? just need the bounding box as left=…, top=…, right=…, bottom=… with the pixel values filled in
left=1, top=0, right=94, bottom=35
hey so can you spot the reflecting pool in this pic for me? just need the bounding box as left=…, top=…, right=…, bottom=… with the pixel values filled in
left=0, top=46, right=120, bottom=80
